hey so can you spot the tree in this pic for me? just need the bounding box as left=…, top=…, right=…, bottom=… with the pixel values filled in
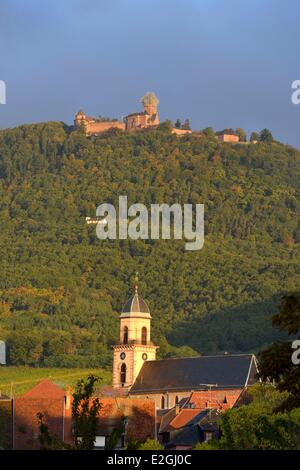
left=202, top=126, right=215, bottom=137
left=174, top=119, right=181, bottom=129
left=235, top=128, right=247, bottom=142
left=138, top=438, right=164, bottom=450
left=259, top=294, right=300, bottom=411
left=105, top=417, right=127, bottom=449
left=37, top=375, right=102, bottom=450
left=181, top=119, right=191, bottom=130
left=72, top=375, right=102, bottom=449
left=195, top=385, right=300, bottom=450
left=157, top=120, right=173, bottom=132
left=250, top=131, right=260, bottom=142
left=7, top=331, right=43, bottom=365
left=260, top=128, right=273, bottom=142
left=37, top=412, right=71, bottom=450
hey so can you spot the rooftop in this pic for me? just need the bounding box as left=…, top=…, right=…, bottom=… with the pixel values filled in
left=121, top=287, right=151, bottom=319
left=130, top=354, right=258, bottom=394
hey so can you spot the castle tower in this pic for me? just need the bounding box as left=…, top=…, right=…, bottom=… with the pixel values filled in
left=74, top=109, right=87, bottom=129
left=141, top=92, right=159, bottom=116
left=112, top=276, right=158, bottom=389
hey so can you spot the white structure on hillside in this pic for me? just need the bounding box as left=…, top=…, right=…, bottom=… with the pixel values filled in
left=0, top=340, right=6, bottom=365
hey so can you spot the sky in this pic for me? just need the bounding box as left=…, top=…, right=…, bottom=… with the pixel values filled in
left=0, top=0, right=300, bottom=147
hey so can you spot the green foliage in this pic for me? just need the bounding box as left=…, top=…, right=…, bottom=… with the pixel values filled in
left=0, top=403, right=11, bottom=449
left=37, top=412, right=71, bottom=449
left=181, top=119, right=191, bottom=130
left=250, top=131, right=260, bottom=142
left=0, top=366, right=110, bottom=396
left=0, top=122, right=300, bottom=366
left=37, top=374, right=101, bottom=450
left=72, top=374, right=101, bottom=450
left=105, top=417, right=127, bottom=450
left=214, top=385, right=300, bottom=450
left=259, top=294, right=300, bottom=411
left=194, top=440, right=220, bottom=450
left=260, top=128, right=274, bottom=142
left=138, top=438, right=164, bottom=450
left=202, top=126, right=215, bottom=137
left=235, top=128, right=247, bottom=142
left=157, top=120, right=173, bottom=131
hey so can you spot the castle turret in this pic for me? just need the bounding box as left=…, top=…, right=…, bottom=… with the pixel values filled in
left=141, top=91, right=159, bottom=116
left=74, top=109, right=87, bottom=129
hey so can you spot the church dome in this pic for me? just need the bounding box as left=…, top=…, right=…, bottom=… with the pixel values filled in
left=121, top=289, right=151, bottom=319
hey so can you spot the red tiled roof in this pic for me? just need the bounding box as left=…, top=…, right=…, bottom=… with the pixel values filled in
left=159, top=407, right=177, bottom=433
left=189, top=389, right=243, bottom=410
left=21, top=379, right=66, bottom=399
left=169, top=409, right=202, bottom=430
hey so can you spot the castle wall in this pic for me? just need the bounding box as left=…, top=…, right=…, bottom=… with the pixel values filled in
left=84, top=120, right=125, bottom=135
left=171, top=128, right=192, bottom=136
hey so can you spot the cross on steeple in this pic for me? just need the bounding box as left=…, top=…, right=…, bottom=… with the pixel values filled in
left=134, top=271, right=139, bottom=294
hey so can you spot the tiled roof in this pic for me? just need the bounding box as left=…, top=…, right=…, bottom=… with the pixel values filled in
left=130, top=354, right=257, bottom=393
left=159, top=407, right=177, bottom=433
left=121, top=292, right=151, bottom=318
left=160, top=409, right=204, bottom=433
left=165, top=409, right=220, bottom=449
left=21, top=379, right=66, bottom=399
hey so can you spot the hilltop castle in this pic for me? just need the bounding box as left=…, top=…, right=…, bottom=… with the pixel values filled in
left=74, top=92, right=159, bottom=135
left=74, top=92, right=192, bottom=136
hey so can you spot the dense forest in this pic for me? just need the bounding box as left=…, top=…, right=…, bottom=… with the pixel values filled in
left=0, top=121, right=299, bottom=367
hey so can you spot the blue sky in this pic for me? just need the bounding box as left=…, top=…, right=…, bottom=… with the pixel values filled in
left=0, top=0, right=300, bottom=146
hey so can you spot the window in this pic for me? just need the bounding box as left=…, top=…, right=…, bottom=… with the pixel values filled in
left=141, top=326, right=147, bottom=345
left=204, top=431, right=213, bottom=442
left=94, top=436, right=106, bottom=449
left=123, top=326, right=128, bottom=344
left=161, top=395, right=165, bottom=409
left=120, top=363, right=126, bottom=385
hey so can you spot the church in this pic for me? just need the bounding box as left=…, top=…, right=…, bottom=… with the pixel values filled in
left=112, top=283, right=259, bottom=410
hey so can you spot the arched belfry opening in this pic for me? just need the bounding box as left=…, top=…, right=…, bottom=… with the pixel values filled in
left=120, top=363, right=126, bottom=386
left=123, top=326, right=128, bottom=344
left=141, top=326, right=147, bottom=345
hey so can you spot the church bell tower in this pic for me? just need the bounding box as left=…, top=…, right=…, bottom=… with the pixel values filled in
left=112, top=275, right=158, bottom=389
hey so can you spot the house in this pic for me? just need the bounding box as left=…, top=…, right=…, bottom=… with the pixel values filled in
left=157, top=387, right=250, bottom=448
left=12, top=379, right=155, bottom=450
left=216, top=129, right=239, bottom=142
left=13, top=379, right=73, bottom=450
left=162, top=408, right=220, bottom=450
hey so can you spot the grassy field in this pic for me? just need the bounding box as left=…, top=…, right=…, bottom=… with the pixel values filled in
left=0, top=367, right=111, bottom=397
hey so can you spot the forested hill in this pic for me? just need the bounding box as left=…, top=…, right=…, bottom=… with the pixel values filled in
left=0, top=121, right=299, bottom=367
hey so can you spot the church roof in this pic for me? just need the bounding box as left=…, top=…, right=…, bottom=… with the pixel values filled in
left=130, top=354, right=258, bottom=394
left=121, top=290, right=151, bottom=319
